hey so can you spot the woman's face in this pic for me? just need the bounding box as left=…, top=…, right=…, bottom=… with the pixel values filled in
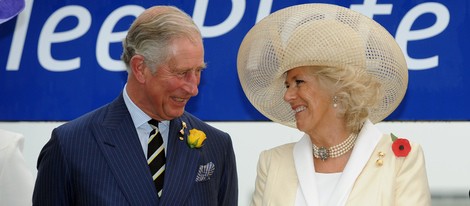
left=283, top=66, right=335, bottom=134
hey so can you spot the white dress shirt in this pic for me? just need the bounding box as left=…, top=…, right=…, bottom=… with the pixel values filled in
left=123, top=84, right=169, bottom=156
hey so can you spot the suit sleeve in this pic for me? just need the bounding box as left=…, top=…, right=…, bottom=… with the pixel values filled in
left=394, top=143, right=431, bottom=205
left=33, top=129, right=74, bottom=205
left=251, top=150, right=268, bottom=206
left=218, top=134, right=239, bottom=206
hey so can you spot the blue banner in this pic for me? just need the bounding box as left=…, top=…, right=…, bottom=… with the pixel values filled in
left=1, top=0, right=468, bottom=121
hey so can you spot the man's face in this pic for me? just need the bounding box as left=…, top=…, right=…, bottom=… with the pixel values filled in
left=142, top=37, right=205, bottom=121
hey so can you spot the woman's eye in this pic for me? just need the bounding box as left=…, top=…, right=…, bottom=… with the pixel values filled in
left=295, top=80, right=305, bottom=86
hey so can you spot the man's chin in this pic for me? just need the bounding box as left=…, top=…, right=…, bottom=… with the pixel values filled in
left=170, top=108, right=185, bottom=118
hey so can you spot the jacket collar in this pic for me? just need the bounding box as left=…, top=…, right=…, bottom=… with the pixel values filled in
left=93, top=94, right=159, bottom=204
left=93, top=95, right=202, bottom=205
left=293, top=120, right=382, bottom=206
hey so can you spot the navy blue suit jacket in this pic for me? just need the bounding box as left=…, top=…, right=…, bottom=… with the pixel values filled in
left=33, top=94, right=238, bottom=205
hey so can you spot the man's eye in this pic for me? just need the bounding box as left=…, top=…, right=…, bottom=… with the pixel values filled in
left=176, top=71, right=187, bottom=77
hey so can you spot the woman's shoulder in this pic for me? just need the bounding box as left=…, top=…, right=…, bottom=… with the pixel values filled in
left=0, top=129, right=23, bottom=150
left=259, top=142, right=296, bottom=161
left=266, top=142, right=296, bottom=153
left=376, top=134, right=423, bottom=152
left=374, top=133, right=425, bottom=165
left=258, top=142, right=297, bottom=172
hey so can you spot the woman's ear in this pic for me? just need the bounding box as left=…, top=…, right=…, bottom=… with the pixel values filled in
left=130, top=55, right=146, bottom=83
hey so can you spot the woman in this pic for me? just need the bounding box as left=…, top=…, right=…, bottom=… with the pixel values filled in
left=237, top=3, right=431, bottom=206
left=0, top=129, right=34, bottom=206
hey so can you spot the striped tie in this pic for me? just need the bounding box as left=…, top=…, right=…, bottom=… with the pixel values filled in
left=147, top=119, right=166, bottom=197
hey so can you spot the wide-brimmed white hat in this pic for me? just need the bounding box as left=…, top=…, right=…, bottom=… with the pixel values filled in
left=237, top=3, right=408, bottom=128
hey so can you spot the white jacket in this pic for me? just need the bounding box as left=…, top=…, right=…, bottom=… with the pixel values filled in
left=0, top=129, right=34, bottom=206
left=251, top=120, right=431, bottom=206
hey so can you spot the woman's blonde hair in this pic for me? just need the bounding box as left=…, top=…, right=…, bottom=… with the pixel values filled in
left=309, top=65, right=382, bottom=134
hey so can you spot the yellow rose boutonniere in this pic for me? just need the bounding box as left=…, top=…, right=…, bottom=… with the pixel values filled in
left=187, top=129, right=206, bottom=149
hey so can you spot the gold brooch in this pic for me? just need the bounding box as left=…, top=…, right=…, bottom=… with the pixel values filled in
left=376, top=151, right=385, bottom=166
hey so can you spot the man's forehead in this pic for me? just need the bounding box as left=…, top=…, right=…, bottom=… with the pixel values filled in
left=168, top=61, right=206, bottom=71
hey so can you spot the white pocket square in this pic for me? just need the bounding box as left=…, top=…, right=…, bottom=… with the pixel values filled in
left=195, top=162, right=215, bottom=182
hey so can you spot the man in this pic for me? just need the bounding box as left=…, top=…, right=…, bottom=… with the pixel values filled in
left=33, top=6, right=238, bottom=205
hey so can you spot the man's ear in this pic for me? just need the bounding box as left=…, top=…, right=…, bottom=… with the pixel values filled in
left=130, top=55, right=146, bottom=83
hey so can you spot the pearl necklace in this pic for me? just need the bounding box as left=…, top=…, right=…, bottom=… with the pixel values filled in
left=312, top=133, right=358, bottom=161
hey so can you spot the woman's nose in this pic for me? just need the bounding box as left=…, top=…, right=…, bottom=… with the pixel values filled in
left=283, top=87, right=295, bottom=102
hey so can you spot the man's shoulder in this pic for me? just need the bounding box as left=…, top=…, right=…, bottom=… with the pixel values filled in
left=182, top=112, right=225, bottom=133
left=59, top=94, right=125, bottom=130
left=57, top=101, right=115, bottom=132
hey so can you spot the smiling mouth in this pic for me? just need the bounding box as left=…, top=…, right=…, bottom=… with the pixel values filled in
left=294, top=106, right=306, bottom=113
left=173, top=97, right=187, bottom=103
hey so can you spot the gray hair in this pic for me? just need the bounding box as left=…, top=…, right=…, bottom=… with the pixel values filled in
left=121, top=6, right=202, bottom=73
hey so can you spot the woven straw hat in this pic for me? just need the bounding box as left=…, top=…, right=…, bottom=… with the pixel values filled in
left=237, top=3, right=408, bottom=128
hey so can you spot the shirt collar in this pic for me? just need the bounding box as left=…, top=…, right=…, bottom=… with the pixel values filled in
left=123, top=84, right=149, bottom=129
left=122, top=84, right=169, bottom=129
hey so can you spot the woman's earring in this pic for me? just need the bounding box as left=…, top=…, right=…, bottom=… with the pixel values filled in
left=333, top=96, right=338, bottom=108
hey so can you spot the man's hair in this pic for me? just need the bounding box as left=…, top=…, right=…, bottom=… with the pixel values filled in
left=121, top=6, right=202, bottom=73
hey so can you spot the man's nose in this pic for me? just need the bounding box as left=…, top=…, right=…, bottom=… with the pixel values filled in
left=184, top=71, right=200, bottom=96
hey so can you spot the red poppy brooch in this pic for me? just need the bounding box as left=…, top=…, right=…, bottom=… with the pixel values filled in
left=391, top=133, right=411, bottom=157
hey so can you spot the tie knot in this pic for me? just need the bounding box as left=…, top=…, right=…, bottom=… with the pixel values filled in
left=148, top=119, right=159, bottom=128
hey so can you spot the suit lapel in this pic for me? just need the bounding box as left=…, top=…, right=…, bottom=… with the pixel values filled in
left=294, top=134, right=320, bottom=206
left=330, top=120, right=382, bottom=205
left=160, top=113, right=201, bottom=205
left=91, top=95, right=158, bottom=205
